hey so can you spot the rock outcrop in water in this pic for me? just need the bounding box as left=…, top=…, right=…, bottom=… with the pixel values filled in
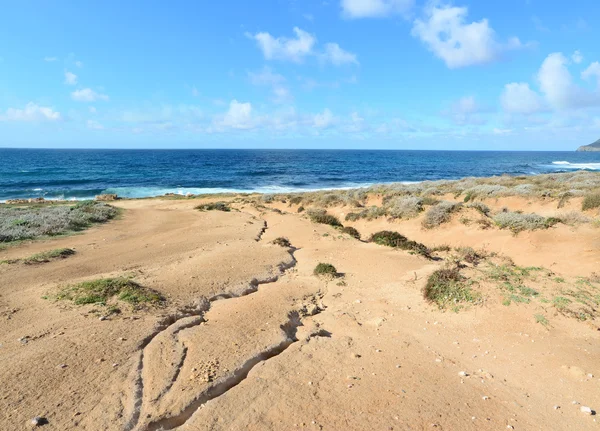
left=577, top=138, right=600, bottom=151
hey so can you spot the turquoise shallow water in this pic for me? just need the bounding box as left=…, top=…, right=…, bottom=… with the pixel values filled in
left=0, top=148, right=599, bottom=201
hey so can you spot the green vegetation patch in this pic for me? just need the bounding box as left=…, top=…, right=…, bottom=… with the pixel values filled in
left=307, top=209, right=342, bottom=227
left=13, top=248, right=76, bottom=264
left=195, top=201, right=231, bottom=212
left=56, top=277, right=164, bottom=306
left=423, top=267, right=481, bottom=309
left=369, top=230, right=430, bottom=257
left=0, top=201, right=118, bottom=243
left=422, top=201, right=463, bottom=229
left=582, top=192, right=600, bottom=211
left=340, top=226, right=360, bottom=239
left=271, top=237, right=291, bottom=248
left=493, top=211, right=561, bottom=233
left=313, top=263, right=338, bottom=277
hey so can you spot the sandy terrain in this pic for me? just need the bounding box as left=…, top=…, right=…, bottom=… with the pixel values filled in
left=1, top=195, right=599, bottom=430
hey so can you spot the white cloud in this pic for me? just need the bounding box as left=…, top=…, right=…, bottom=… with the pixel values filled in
left=64, top=71, right=77, bottom=85
left=538, top=52, right=600, bottom=109
left=44, top=56, right=58, bottom=62
left=191, top=86, right=199, bottom=97
left=248, top=27, right=316, bottom=63
left=500, top=83, right=544, bottom=114
left=218, top=100, right=254, bottom=129
left=86, top=120, right=104, bottom=130
left=89, top=106, right=97, bottom=113
left=341, top=0, right=414, bottom=19
left=412, top=5, right=524, bottom=68
left=313, top=108, right=335, bottom=129
left=75, top=60, right=83, bottom=68
left=71, top=88, right=109, bottom=102
left=582, top=61, right=600, bottom=85
left=321, top=43, right=358, bottom=65
left=444, top=96, right=488, bottom=125
left=572, top=50, right=583, bottom=64
left=0, top=103, right=61, bottom=122
left=248, top=67, right=292, bottom=103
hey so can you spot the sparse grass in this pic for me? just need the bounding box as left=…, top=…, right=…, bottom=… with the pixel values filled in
left=553, top=296, right=572, bottom=311
left=534, top=314, right=549, bottom=327
left=493, top=211, right=560, bottom=233
left=386, top=196, right=423, bottom=220
left=466, top=201, right=491, bottom=216
left=56, top=277, right=164, bottom=306
left=271, top=237, right=291, bottom=248
left=582, top=192, right=600, bottom=211
left=20, top=248, right=75, bottom=264
left=431, top=244, right=451, bottom=252
left=454, top=247, right=485, bottom=265
left=195, top=201, right=231, bottom=212
left=340, top=226, right=360, bottom=239
left=369, top=230, right=430, bottom=257
left=422, top=201, right=462, bottom=229
left=0, top=201, right=118, bottom=243
left=423, top=267, right=480, bottom=309
left=313, top=263, right=338, bottom=278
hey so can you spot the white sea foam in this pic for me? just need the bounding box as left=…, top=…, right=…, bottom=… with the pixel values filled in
left=549, top=161, right=600, bottom=170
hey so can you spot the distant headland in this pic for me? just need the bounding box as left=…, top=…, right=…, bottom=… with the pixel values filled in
left=577, top=138, right=600, bottom=151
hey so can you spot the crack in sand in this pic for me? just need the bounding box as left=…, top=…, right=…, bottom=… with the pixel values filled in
left=127, top=217, right=300, bottom=431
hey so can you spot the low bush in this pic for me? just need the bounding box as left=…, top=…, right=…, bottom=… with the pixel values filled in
left=195, top=201, right=231, bottom=212
left=340, top=226, right=360, bottom=239
left=582, top=192, right=600, bottom=211
left=313, top=263, right=338, bottom=277
left=345, top=212, right=361, bottom=222
left=271, top=237, right=291, bottom=247
left=369, top=231, right=430, bottom=257
left=493, top=211, right=560, bottom=233
left=56, top=277, right=164, bottom=306
left=24, top=248, right=75, bottom=264
left=0, top=202, right=118, bottom=243
left=466, top=201, right=490, bottom=216
left=422, top=201, right=462, bottom=229
left=386, top=196, right=423, bottom=219
left=423, top=267, right=480, bottom=309
left=308, top=211, right=342, bottom=227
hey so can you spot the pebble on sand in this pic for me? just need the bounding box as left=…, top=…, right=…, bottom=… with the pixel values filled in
left=31, top=417, right=48, bottom=426
left=580, top=406, right=594, bottom=415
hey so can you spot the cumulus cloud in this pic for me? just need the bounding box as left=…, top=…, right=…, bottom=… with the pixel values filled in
left=341, top=0, right=414, bottom=19
left=218, top=100, right=254, bottom=129
left=313, top=108, right=335, bottom=129
left=444, top=96, right=488, bottom=125
left=64, top=71, right=77, bottom=85
left=321, top=43, right=359, bottom=65
left=0, top=103, right=61, bottom=122
left=247, top=27, right=357, bottom=66
left=71, top=88, right=109, bottom=102
left=572, top=50, right=583, bottom=64
left=248, top=27, right=316, bottom=63
left=500, top=83, right=544, bottom=114
left=538, top=52, right=600, bottom=109
left=412, top=4, right=524, bottom=68
left=582, top=61, right=600, bottom=85
left=248, top=67, right=292, bottom=103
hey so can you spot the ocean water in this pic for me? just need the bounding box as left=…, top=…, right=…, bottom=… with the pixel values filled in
left=1, top=148, right=599, bottom=201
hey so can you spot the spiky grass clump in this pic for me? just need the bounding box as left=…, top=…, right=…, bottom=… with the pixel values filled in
left=313, top=263, right=338, bottom=277
left=369, top=231, right=430, bottom=257
left=22, top=248, right=75, bottom=264
left=340, top=226, right=360, bottom=239
left=195, top=201, right=231, bottom=212
left=466, top=201, right=491, bottom=216
left=423, top=267, right=480, bottom=309
left=422, top=201, right=462, bottom=229
left=271, top=237, right=291, bottom=248
left=56, top=277, right=164, bottom=306
left=0, top=201, right=118, bottom=243
left=582, top=192, right=600, bottom=211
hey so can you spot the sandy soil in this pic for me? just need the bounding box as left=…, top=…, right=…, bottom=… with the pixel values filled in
left=0, top=196, right=599, bottom=431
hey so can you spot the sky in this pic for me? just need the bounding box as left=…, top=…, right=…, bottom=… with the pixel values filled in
left=1, top=0, right=600, bottom=150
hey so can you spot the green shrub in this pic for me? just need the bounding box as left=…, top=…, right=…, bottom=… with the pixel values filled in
left=423, top=268, right=480, bottom=309
left=297, top=206, right=305, bottom=213
left=289, top=196, right=303, bottom=205
left=309, top=211, right=342, bottom=227
left=386, top=196, right=423, bottom=219
left=422, top=201, right=463, bottom=228
left=466, top=201, right=490, bottom=216
left=340, top=226, right=360, bottom=239
left=313, top=263, right=338, bottom=277
left=345, top=212, right=361, bottom=222
left=454, top=247, right=485, bottom=265
left=582, top=193, right=600, bottom=211
left=195, top=201, right=231, bottom=212
left=0, top=202, right=118, bottom=243
left=24, top=248, right=75, bottom=264
left=369, top=231, right=430, bottom=257
left=56, top=277, right=164, bottom=306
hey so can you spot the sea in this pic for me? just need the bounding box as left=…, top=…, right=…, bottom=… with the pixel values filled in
left=1, top=148, right=599, bottom=202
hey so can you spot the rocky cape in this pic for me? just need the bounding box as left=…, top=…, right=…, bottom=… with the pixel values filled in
left=577, top=138, right=600, bottom=151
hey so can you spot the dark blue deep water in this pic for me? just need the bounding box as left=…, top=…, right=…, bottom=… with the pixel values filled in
left=1, top=149, right=599, bottom=201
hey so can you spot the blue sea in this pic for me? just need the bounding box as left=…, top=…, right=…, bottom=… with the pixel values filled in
left=1, top=148, right=600, bottom=202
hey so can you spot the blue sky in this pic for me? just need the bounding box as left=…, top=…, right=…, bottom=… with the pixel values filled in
left=1, top=0, right=600, bottom=150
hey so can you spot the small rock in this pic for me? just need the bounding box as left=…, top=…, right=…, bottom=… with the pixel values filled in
left=112, top=363, right=119, bottom=367
left=458, top=371, right=468, bottom=377
left=305, top=304, right=319, bottom=316
left=580, top=406, right=594, bottom=415
left=355, top=299, right=362, bottom=304
left=587, top=373, right=594, bottom=379
left=506, top=426, right=514, bottom=430
left=396, top=364, right=401, bottom=368
left=375, top=349, right=382, bottom=353
left=99, top=316, right=107, bottom=321
left=31, top=416, right=48, bottom=426
left=573, top=401, right=580, bottom=405
left=482, top=396, right=490, bottom=400
left=58, top=364, right=67, bottom=369
left=554, top=405, right=560, bottom=410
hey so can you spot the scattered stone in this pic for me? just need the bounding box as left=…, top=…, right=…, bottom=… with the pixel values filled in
left=580, top=406, right=594, bottom=415
left=99, top=316, right=107, bottom=321
left=396, top=364, right=401, bottom=368
left=18, top=336, right=30, bottom=344
left=482, top=396, right=490, bottom=400
left=375, top=349, right=382, bottom=353
left=458, top=371, right=468, bottom=377
left=355, top=300, right=362, bottom=304
left=95, top=193, right=119, bottom=201
left=31, top=416, right=47, bottom=426
left=305, top=304, right=319, bottom=316
left=506, top=426, right=514, bottom=430
left=112, top=363, right=119, bottom=367
left=573, top=401, right=580, bottom=405
left=554, top=405, right=560, bottom=410
left=588, top=373, right=594, bottom=379
left=57, top=364, right=67, bottom=369
left=308, top=381, right=313, bottom=386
